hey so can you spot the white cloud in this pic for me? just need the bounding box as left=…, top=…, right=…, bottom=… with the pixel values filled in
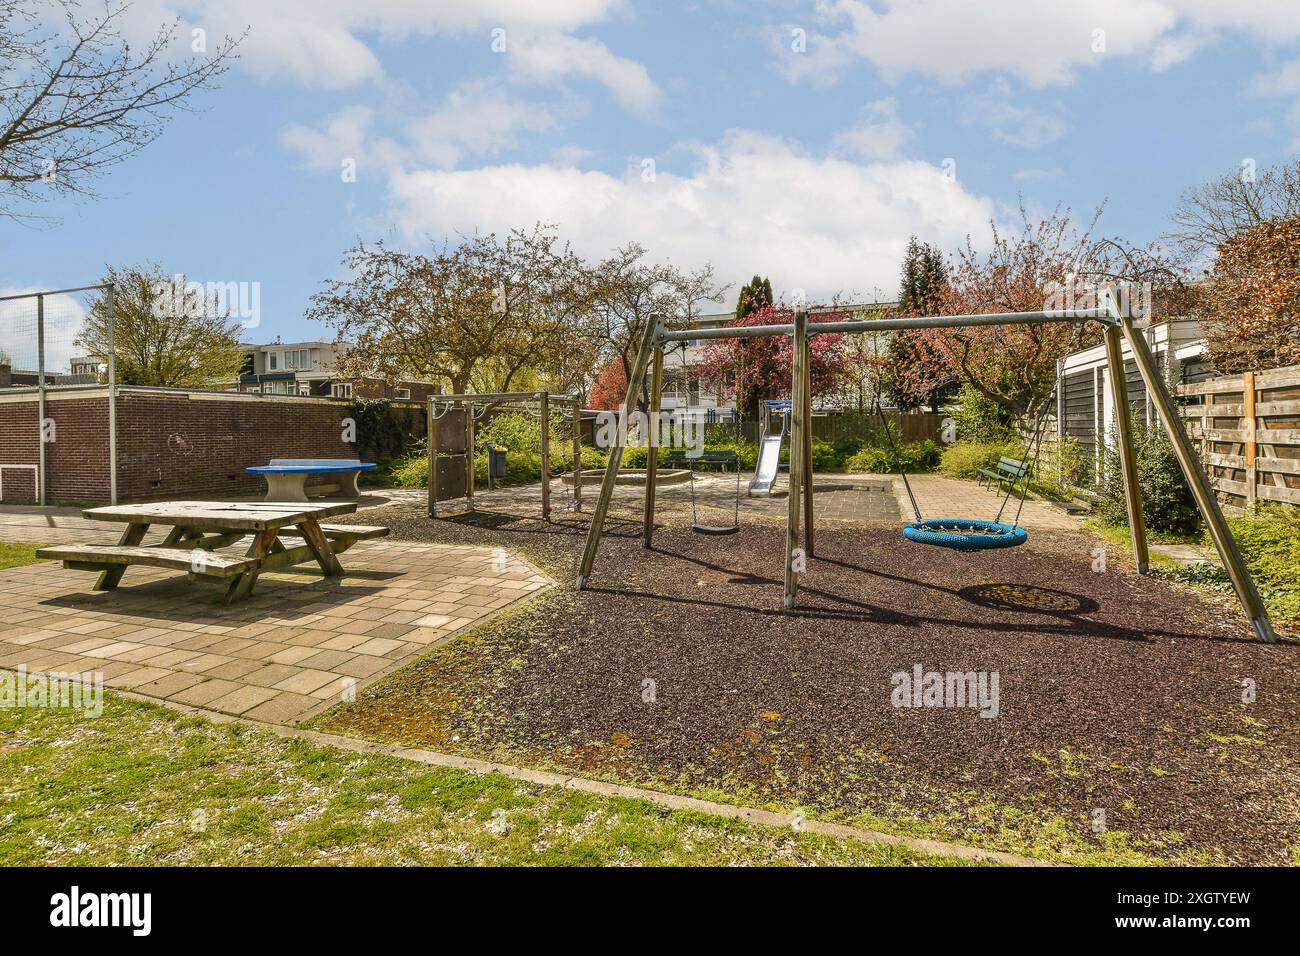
left=282, top=82, right=556, bottom=173
left=114, top=0, right=634, bottom=90
left=833, top=98, right=911, bottom=160
left=1253, top=57, right=1300, bottom=147
left=505, top=32, right=660, bottom=112
left=786, top=0, right=1300, bottom=88
left=384, top=131, right=997, bottom=303
left=407, top=81, right=556, bottom=168
left=961, top=88, right=1070, bottom=149
left=281, top=106, right=382, bottom=171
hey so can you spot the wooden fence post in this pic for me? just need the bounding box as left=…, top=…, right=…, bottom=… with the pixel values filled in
left=1243, top=370, right=1257, bottom=509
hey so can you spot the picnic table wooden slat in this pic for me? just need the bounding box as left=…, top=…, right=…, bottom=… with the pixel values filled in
left=82, top=500, right=356, bottom=531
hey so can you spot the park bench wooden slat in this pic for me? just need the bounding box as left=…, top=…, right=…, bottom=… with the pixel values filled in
left=977, top=456, right=1030, bottom=491
left=37, top=544, right=256, bottom=579
left=663, top=450, right=740, bottom=468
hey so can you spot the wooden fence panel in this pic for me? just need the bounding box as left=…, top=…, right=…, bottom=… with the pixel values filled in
left=724, top=411, right=942, bottom=447
left=1178, top=364, right=1300, bottom=509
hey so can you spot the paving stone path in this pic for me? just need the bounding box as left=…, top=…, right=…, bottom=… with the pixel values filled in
left=0, top=523, right=548, bottom=725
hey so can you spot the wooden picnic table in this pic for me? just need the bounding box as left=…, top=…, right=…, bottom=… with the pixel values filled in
left=36, top=500, right=389, bottom=604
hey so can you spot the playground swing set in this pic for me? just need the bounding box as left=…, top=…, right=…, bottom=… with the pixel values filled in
left=575, top=287, right=1279, bottom=644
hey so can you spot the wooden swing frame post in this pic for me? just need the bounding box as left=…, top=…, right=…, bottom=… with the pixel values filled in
left=784, top=307, right=809, bottom=607
left=1102, top=324, right=1150, bottom=573
left=1110, top=294, right=1276, bottom=643
left=577, top=319, right=661, bottom=588
left=643, top=345, right=665, bottom=547
left=801, top=325, right=815, bottom=559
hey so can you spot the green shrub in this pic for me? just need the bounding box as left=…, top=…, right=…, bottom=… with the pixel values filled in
left=950, top=384, right=1016, bottom=444
left=938, top=440, right=1022, bottom=480
left=1095, top=422, right=1200, bottom=537
left=1227, top=506, right=1300, bottom=606
left=345, top=397, right=423, bottom=460
left=1153, top=507, right=1300, bottom=623
left=475, top=411, right=548, bottom=454
left=810, top=439, right=841, bottom=471
left=847, top=439, right=940, bottom=473
left=374, top=443, right=611, bottom=490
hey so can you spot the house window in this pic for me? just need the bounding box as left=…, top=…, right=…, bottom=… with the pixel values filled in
left=285, top=349, right=310, bottom=369
left=269, top=352, right=278, bottom=370
left=331, top=383, right=352, bottom=399
left=396, top=388, right=410, bottom=400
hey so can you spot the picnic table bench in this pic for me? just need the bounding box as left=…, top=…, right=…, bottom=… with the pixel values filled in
left=36, top=501, right=389, bottom=604
left=977, top=455, right=1030, bottom=492
left=246, top=458, right=377, bottom=502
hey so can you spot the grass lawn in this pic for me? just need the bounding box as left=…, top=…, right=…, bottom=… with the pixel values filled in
left=0, top=541, right=39, bottom=571
left=0, top=691, right=984, bottom=866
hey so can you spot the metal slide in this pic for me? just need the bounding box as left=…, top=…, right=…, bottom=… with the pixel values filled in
left=748, top=400, right=790, bottom=498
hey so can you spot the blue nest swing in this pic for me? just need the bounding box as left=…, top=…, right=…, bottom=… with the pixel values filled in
left=903, top=518, right=1028, bottom=551
left=877, top=399, right=1053, bottom=554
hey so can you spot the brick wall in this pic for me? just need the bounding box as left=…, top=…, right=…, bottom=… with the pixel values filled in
left=0, top=387, right=361, bottom=504
left=0, top=392, right=40, bottom=503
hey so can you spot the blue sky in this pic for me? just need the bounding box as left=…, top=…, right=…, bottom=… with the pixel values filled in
left=4, top=0, right=1300, bottom=348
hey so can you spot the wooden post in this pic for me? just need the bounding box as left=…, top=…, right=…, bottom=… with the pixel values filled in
left=571, top=399, right=583, bottom=511
left=1119, top=314, right=1276, bottom=643
left=783, top=308, right=808, bottom=609
left=465, top=403, right=475, bottom=513
left=540, top=393, right=551, bottom=521
left=427, top=401, right=438, bottom=517
left=801, top=331, right=815, bottom=557
left=1103, top=325, right=1149, bottom=573
left=643, top=346, right=664, bottom=546
left=1243, top=370, right=1257, bottom=509
left=577, top=318, right=661, bottom=589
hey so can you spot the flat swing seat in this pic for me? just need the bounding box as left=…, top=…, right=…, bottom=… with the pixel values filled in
left=902, top=518, right=1028, bottom=551
left=692, top=523, right=739, bottom=536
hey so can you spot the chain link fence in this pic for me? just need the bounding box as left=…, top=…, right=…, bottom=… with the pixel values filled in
left=0, top=285, right=115, bottom=504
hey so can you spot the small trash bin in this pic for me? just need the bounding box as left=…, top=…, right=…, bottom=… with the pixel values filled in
left=488, top=446, right=508, bottom=479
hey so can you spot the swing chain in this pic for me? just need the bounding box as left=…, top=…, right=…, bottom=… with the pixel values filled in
left=876, top=405, right=923, bottom=522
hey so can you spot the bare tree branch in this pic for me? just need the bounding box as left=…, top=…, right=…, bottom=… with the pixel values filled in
left=0, top=0, right=242, bottom=219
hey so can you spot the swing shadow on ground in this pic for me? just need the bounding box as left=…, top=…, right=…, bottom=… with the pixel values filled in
left=592, top=543, right=1265, bottom=647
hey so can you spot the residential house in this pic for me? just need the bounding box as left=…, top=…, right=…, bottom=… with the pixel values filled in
left=1054, top=319, right=1210, bottom=481
left=660, top=303, right=895, bottom=421
left=234, top=339, right=440, bottom=402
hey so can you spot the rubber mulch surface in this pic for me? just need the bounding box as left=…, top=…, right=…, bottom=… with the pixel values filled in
left=323, top=502, right=1300, bottom=864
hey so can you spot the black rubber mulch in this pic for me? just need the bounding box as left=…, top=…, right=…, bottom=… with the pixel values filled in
left=328, top=503, right=1300, bottom=863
